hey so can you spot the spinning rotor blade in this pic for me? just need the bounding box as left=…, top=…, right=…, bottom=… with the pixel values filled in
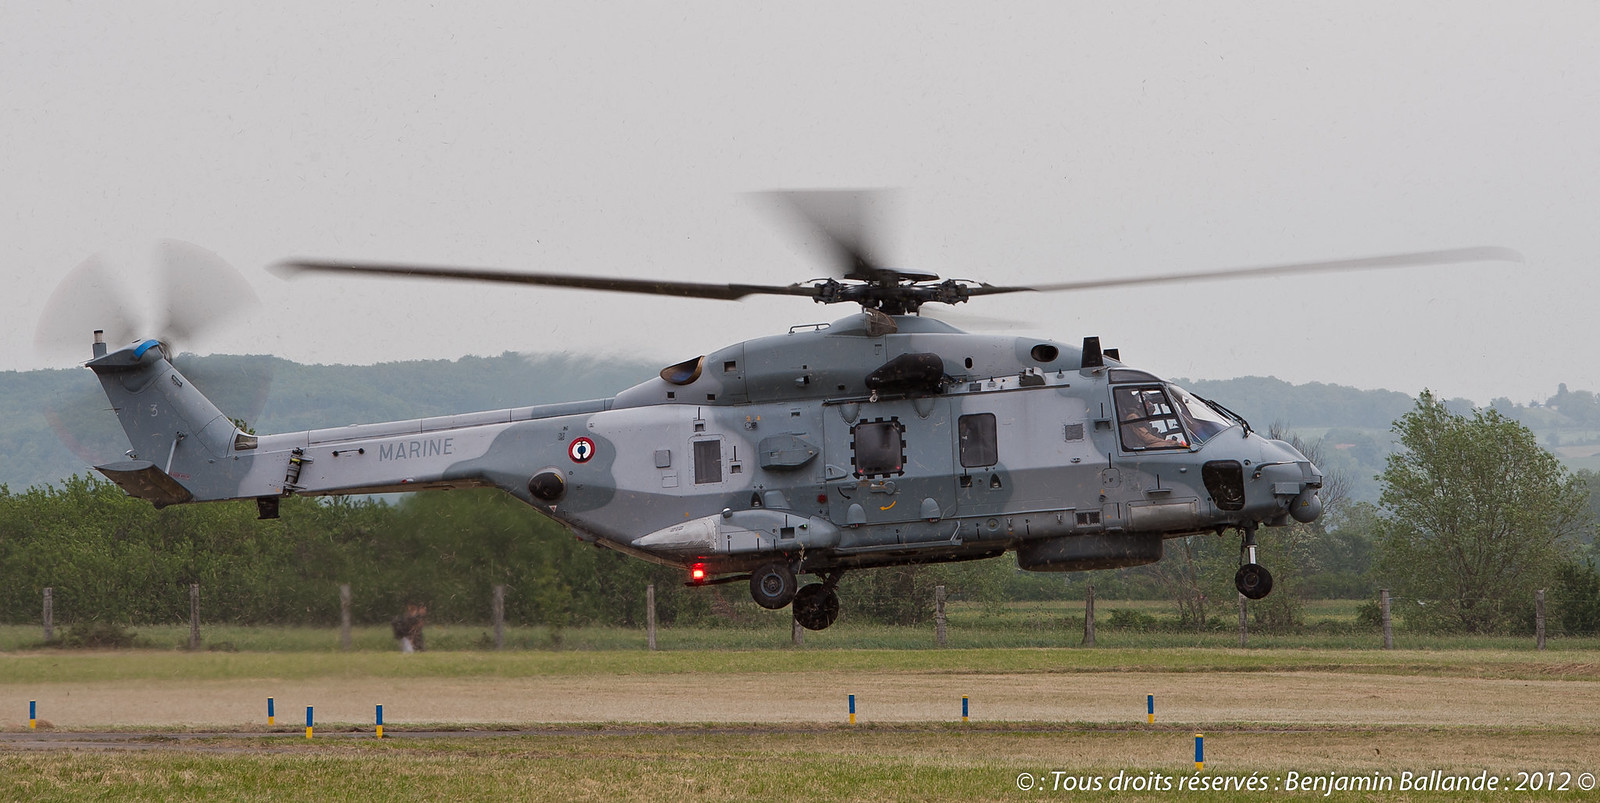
left=35, top=241, right=262, bottom=361
left=155, top=240, right=261, bottom=350
left=34, top=241, right=270, bottom=464
left=968, top=246, right=1523, bottom=297
left=33, top=255, right=140, bottom=363
left=273, top=260, right=821, bottom=301
left=755, top=189, right=900, bottom=283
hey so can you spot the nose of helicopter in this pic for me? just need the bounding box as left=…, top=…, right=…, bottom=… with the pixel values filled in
left=1257, top=438, right=1324, bottom=524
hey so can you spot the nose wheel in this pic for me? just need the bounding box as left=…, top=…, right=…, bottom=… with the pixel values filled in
left=1234, top=526, right=1274, bottom=600
left=750, top=562, right=798, bottom=609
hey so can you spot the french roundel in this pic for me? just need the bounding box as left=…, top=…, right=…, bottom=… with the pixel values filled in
left=568, top=436, right=596, bottom=463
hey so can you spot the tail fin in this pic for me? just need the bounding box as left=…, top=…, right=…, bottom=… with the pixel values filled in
left=85, top=336, right=241, bottom=506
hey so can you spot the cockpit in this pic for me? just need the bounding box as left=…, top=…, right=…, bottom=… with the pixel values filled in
left=1113, top=382, right=1242, bottom=452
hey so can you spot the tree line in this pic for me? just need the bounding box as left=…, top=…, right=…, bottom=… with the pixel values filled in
left=0, top=477, right=1016, bottom=630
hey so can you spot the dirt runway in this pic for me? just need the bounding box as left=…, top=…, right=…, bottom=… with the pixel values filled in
left=7, top=670, right=1597, bottom=730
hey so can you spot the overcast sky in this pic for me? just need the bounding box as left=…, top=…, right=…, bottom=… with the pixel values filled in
left=5, top=2, right=1598, bottom=406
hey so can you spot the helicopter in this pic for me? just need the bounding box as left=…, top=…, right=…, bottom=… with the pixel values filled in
left=75, top=192, right=1519, bottom=630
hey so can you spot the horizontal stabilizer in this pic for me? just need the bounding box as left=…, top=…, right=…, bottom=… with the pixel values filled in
left=96, top=460, right=194, bottom=508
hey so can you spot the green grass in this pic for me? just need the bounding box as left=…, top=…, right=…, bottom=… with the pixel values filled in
left=2, top=645, right=1597, bottom=685
left=2, top=597, right=1592, bottom=654
left=3, top=605, right=1597, bottom=801
left=3, top=726, right=1596, bottom=802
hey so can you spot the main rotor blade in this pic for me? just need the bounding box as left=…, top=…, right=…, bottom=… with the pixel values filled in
left=755, top=189, right=900, bottom=283
left=970, top=246, right=1523, bottom=297
left=273, top=260, right=821, bottom=301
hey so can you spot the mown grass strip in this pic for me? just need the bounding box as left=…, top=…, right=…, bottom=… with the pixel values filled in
left=2, top=647, right=1598, bottom=684
left=5, top=726, right=1598, bottom=802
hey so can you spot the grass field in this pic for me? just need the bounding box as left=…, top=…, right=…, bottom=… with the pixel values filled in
left=3, top=646, right=1599, bottom=800
left=4, top=725, right=1597, bottom=802
left=4, top=599, right=1592, bottom=653
left=3, top=605, right=1599, bottom=800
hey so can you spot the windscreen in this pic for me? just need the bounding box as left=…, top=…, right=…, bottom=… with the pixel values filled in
left=1168, top=384, right=1234, bottom=444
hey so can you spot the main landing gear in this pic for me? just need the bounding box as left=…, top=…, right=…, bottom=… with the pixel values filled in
left=1234, top=526, right=1274, bottom=600
left=749, top=562, right=842, bottom=631
left=792, top=571, right=843, bottom=631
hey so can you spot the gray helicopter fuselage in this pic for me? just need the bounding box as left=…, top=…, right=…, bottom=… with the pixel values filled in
left=86, top=312, right=1322, bottom=579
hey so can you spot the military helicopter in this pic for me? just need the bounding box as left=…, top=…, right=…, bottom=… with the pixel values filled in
left=76, top=192, right=1517, bottom=630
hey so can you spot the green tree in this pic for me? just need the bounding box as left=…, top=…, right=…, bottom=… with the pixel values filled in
left=1375, top=391, right=1590, bottom=633
left=1552, top=559, right=1600, bottom=636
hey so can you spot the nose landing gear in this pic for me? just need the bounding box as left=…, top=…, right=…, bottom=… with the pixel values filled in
left=750, top=562, right=798, bottom=609
left=1234, top=526, right=1274, bottom=600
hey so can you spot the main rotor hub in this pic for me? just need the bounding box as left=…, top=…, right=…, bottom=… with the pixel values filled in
left=813, top=273, right=974, bottom=314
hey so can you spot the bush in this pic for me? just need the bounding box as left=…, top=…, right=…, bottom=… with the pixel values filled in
left=1355, top=599, right=1384, bottom=630
left=54, top=621, right=141, bottom=649
left=1105, top=609, right=1159, bottom=632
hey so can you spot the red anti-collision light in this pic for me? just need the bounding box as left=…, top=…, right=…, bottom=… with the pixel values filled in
left=690, top=563, right=707, bottom=584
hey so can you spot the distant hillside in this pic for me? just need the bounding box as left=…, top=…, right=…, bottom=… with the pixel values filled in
left=4, top=355, right=1596, bottom=503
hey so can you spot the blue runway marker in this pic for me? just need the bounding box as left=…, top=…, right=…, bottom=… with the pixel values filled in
left=1195, top=733, right=1204, bottom=771
left=376, top=704, right=384, bottom=739
left=267, top=696, right=275, bottom=725
left=848, top=694, right=856, bottom=725
left=1147, top=694, right=1154, bottom=724
left=306, top=706, right=314, bottom=739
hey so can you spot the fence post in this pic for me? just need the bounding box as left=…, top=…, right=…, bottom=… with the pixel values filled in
left=1238, top=593, right=1248, bottom=647
left=188, top=583, right=201, bottom=650
left=340, top=584, right=352, bottom=651
left=1536, top=589, right=1546, bottom=651
left=646, top=583, right=657, bottom=651
left=492, top=584, right=506, bottom=650
left=1081, top=585, right=1096, bottom=647
left=42, top=588, right=53, bottom=642
left=934, top=585, right=948, bottom=648
left=1380, top=588, right=1393, bottom=650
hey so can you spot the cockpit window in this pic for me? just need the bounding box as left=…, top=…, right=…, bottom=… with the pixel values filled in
left=1168, top=384, right=1234, bottom=444
left=1114, top=386, right=1190, bottom=451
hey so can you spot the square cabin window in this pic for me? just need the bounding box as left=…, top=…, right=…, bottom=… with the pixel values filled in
left=853, top=420, right=905, bottom=477
left=958, top=413, right=998, bottom=467
left=693, top=439, right=722, bottom=484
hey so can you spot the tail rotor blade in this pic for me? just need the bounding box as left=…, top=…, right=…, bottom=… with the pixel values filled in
left=33, top=255, right=143, bottom=363
left=155, top=239, right=260, bottom=353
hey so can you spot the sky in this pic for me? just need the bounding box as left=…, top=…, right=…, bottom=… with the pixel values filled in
left=4, top=2, right=1598, bottom=406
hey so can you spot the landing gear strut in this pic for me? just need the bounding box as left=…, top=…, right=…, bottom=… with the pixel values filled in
left=793, top=570, right=843, bottom=631
left=1234, top=526, right=1273, bottom=600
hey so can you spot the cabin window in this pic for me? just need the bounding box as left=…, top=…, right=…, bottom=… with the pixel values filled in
left=958, top=413, right=998, bottom=467
left=1113, top=386, right=1190, bottom=451
left=852, top=419, right=905, bottom=478
left=693, top=439, right=723, bottom=484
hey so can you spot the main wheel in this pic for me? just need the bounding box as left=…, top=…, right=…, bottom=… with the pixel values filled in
left=792, top=583, right=841, bottom=631
left=750, top=562, right=798, bottom=609
left=1235, top=563, right=1274, bottom=600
